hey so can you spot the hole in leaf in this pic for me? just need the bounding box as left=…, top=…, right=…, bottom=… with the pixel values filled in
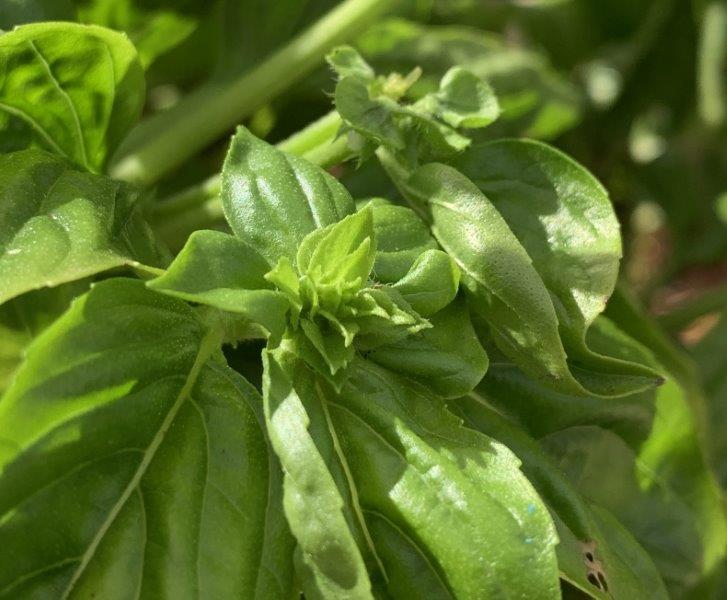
left=587, top=573, right=602, bottom=589
left=597, top=572, right=609, bottom=592
left=585, top=552, right=594, bottom=562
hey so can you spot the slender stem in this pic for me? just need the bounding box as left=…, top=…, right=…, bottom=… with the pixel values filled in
left=698, top=1, right=727, bottom=127
left=152, top=111, right=351, bottom=249
left=110, top=0, right=396, bottom=185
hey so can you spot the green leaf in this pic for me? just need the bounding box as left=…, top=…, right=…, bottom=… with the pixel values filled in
left=418, top=66, right=500, bottom=129
left=396, top=157, right=660, bottom=397
left=356, top=19, right=581, bottom=140
left=0, top=149, right=163, bottom=306
left=368, top=296, right=488, bottom=398
left=262, top=343, right=374, bottom=599
left=0, top=281, right=88, bottom=395
left=0, top=22, right=145, bottom=172
left=333, top=359, right=561, bottom=598
left=299, top=208, right=376, bottom=296
left=147, top=230, right=289, bottom=339
left=327, top=44, right=376, bottom=80
left=451, top=140, right=664, bottom=395
left=221, top=127, right=355, bottom=265
left=361, top=197, right=438, bottom=284
left=392, top=248, right=459, bottom=316
left=0, top=278, right=294, bottom=598
left=452, top=395, right=669, bottom=600
left=74, top=0, right=209, bottom=69
left=399, top=160, right=580, bottom=392
left=263, top=346, right=561, bottom=598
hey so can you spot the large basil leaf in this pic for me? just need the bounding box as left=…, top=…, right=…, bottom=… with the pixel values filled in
left=399, top=160, right=580, bottom=392
left=450, top=139, right=662, bottom=395
left=221, top=127, right=355, bottom=266
left=396, top=156, right=660, bottom=397
left=148, top=229, right=290, bottom=339
left=0, top=22, right=145, bottom=172
left=0, top=278, right=294, bottom=598
left=0, top=150, right=163, bottom=306
left=452, top=396, right=668, bottom=599
left=264, top=343, right=561, bottom=599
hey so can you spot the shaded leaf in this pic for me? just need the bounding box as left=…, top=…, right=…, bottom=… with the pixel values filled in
left=0, top=149, right=163, bottom=306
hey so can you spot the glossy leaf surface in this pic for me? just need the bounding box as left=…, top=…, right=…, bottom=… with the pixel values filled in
left=0, top=150, right=162, bottom=306
left=0, top=22, right=144, bottom=171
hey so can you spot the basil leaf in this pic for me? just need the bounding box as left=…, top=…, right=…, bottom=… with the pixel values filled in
left=0, top=150, right=163, bottom=306
left=417, top=66, right=500, bottom=129
left=0, top=278, right=294, bottom=598
left=368, top=296, right=488, bottom=398
left=400, top=160, right=579, bottom=392
left=392, top=248, right=459, bottom=316
left=361, top=198, right=438, bottom=284
left=263, top=346, right=560, bottom=599
left=221, top=127, right=355, bottom=265
left=262, top=343, right=374, bottom=599
left=450, top=140, right=662, bottom=394
left=298, top=208, right=376, bottom=295
left=0, top=280, right=88, bottom=394
left=334, top=360, right=561, bottom=598
left=147, top=230, right=289, bottom=339
left=398, top=159, right=660, bottom=397
left=0, top=22, right=145, bottom=172
left=452, top=396, right=669, bottom=600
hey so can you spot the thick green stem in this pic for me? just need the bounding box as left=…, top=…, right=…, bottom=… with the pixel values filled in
left=111, top=0, right=395, bottom=185
left=152, top=111, right=351, bottom=249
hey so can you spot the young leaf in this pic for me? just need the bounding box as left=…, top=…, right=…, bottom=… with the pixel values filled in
left=452, top=396, right=669, bottom=600
left=0, top=149, right=163, bottom=306
left=368, top=296, right=488, bottom=398
left=0, top=278, right=294, bottom=599
left=0, top=22, right=145, bottom=172
left=361, top=198, right=438, bottom=283
left=221, top=127, right=355, bottom=265
left=299, top=208, right=376, bottom=295
left=392, top=248, right=459, bottom=316
left=147, top=230, right=289, bottom=339
left=417, top=66, right=500, bottom=129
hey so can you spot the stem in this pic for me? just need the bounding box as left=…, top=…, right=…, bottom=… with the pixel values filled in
left=152, top=111, right=351, bottom=249
left=698, top=1, right=727, bottom=127
left=110, top=0, right=395, bottom=185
